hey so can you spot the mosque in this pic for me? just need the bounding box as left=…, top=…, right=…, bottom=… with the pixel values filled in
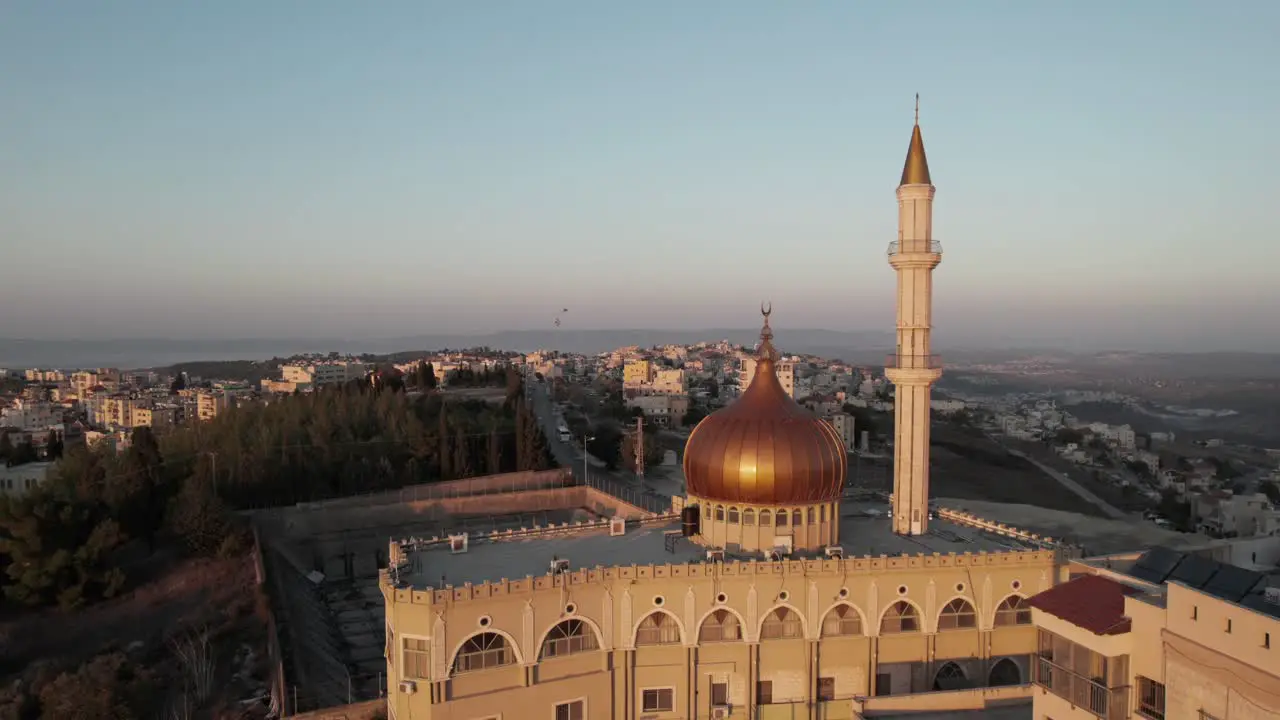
left=377, top=110, right=1280, bottom=720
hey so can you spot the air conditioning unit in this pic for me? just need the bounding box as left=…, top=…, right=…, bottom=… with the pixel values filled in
left=398, top=680, right=417, bottom=694
left=706, top=549, right=725, bottom=563
left=610, top=517, right=627, bottom=536
left=824, top=545, right=844, bottom=559
left=550, top=558, right=571, bottom=575
left=448, top=533, right=468, bottom=554
left=711, top=706, right=730, bottom=719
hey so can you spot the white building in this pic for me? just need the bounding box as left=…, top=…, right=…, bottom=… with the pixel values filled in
left=281, top=362, right=369, bottom=386
left=0, top=462, right=52, bottom=497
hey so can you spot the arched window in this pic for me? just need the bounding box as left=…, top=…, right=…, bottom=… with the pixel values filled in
left=791, top=510, right=802, bottom=526
left=807, top=508, right=816, bottom=524
left=820, top=505, right=827, bottom=522
left=821, top=605, right=863, bottom=637
left=760, top=510, right=772, bottom=527
left=989, top=657, right=1022, bottom=686
left=699, top=609, right=741, bottom=643
left=932, top=661, right=968, bottom=691
left=776, top=510, right=789, bottom=527
left=636, top=612, right=681, bottom=646
left=880, top=601, right=920, bottom=634
left=937, top=599, right=977, bottom=631
left=540, top=619, right=598, bottom=659
left=728, top=507, right=739, bottom=524
left=994, top=596, right=1031, bottom=626
left=452, top=633, right=514, bottom=674
left=743, top=509, right=755, bottom=526
left=715, top=505, right=725, bottom=521
left=760, top=607, right=803, bottom=640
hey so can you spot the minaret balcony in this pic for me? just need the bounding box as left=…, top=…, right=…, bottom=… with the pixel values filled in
left=887, top=240, right=942, bottom=256
left=886, top=354, right=942, bottom=370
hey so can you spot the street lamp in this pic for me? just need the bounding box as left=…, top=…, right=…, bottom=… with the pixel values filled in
left=582, top=435, right=595, bottom=486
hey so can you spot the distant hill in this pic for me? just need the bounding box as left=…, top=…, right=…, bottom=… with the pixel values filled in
left=0, top=329, right=897, bottom=370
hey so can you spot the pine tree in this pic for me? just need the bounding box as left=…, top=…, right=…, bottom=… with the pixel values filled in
left=438, top=402, right=452, bottom=480
left=453, top=428, right=474, bottom=479
left=486, top=425, right=503, bottom=475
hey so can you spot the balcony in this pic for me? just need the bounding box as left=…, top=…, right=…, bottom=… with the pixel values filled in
left=887, top=240, right=943, bottom=256
left=1034, top=657, right=1129, bottom=720
left=886, top=354, right=942, bottom=371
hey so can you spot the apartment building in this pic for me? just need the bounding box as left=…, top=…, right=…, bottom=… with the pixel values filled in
left=1029, top=547, right=1280, bottom=720
left=741, top=356, right=795, bottom=398
left=281, top=361, right=369, bottom=387
left=826, top=412, right=857, bottom=453
left=0, top=399, right=60, bottom=432
left=624, top=393, right=689, bottom=428
left=0, top=462, right=52, bottom=498
left=623, top=360, right=654, bottom=388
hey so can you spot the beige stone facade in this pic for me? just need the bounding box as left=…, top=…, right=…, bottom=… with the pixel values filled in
left=382, top=540, right=1060, bottom=720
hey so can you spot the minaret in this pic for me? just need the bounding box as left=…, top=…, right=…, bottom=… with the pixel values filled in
left=886, top=96, right=943, bottom=536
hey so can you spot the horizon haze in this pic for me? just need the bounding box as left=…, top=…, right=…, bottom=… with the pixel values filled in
left=3, top=2, right=1279, bottom=351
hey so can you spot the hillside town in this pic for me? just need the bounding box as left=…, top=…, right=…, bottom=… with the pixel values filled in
left=7, top=340, right=1278, bottom=544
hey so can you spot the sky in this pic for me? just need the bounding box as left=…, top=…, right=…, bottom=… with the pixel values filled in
left=2, top=1, right=1279, bottom=351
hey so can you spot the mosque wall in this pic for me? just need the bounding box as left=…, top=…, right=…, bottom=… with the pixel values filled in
left=384, top=549, right=1059, bottom=719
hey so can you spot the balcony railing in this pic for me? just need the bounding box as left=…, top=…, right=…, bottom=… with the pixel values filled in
left=887, top=240, right=943, bottom=256
left=886, top=354, right=942, bottom=370
left=1034, top=657, right=1129, bottom=720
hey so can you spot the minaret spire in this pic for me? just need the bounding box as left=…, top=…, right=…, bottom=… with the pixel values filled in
left=899, top=95, right=932, bottom=187
left=886, top=103, right=943, bottom=536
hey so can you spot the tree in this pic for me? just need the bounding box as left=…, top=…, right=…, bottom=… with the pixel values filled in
left=0, top=432, right=11, bottom=461
left=0, top=491, right=126, bottom=608
left=1055, top=427, right=1085, bottom=445
left=166, top=477, right=231, bottom=557
left=587, top=426, right=624, bottom=471
left=7, top=438, right=38, bottom=467
left=683, top=407, right=708, bottom=427
left=170, top=372, right=187, bottom=393
left=620, top=428, right=663, bottom=474
left=704, top=378, right=720, bottom=399
left=46, top=430, right=64, bottom=460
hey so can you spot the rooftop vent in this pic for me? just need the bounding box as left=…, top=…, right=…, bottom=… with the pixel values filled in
left=448, top=533, right=468, bottom=554
left=550, top=557, right=571, bottom=575
left=825, top=546, right=845, bottom=559
left=610, top=517, right=627, bottom=536
left=706, top=549, right=725, bottom=563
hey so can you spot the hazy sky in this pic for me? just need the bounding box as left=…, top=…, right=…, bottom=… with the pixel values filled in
left=3, top=2, right=1279, bottom=351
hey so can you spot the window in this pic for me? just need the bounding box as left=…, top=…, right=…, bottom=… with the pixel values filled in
left=791, top=510, right=802, bottom=526
left=1225, top=618, right=1232, bottom=633
left=807, top=508, right=815, bottom=523
left=555, top=700, right=584, bottom=720
left=1137, top=676, right=1165, bottom=720
left=776, top=510, right=789, bottom=527
left=636, top=612, right=681, bottom=645
left=994, top=595, right=1032, bottom=626
left=541, top=619, right=598, bottom=659
left=821, top=605, right=862, bottom=637
left=760, top=607, right=803, bottom=640
left=743, top=509, right=755, bottom=526
left=937, top=598, right=977, bottom=630
left=880, top=601, right=920, bottom=634
left=932, top=661, right=967, bottom=691
left=1192, top=605, right=1198, bottom=620
left=1265, top=632, right=1271, bottom=649
left=641, top=688, right=673, bottom=712
left=756, top=680, right=773, bottom=705
left=710, top=682, right=728, bottom=706
left=715, top=506, right=725, bottom=521
left=699, top=609, right=742, bottom=643
left=728, top=508, right=739, bottom=524
left=818, top=677, right=835, bottom=701
left=451, top=632, right=514, bottom=674
left=403, top=637, right=429, bottom=679
left=759, top=510, right=772, bottom=527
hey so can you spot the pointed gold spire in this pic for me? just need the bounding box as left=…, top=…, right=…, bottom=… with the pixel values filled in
left=756, top=301, right=778, bottom=364
left=899, top=94, right=932, bottom=187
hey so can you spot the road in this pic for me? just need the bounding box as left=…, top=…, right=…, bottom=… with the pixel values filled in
left=525, top=378, right=669, bottom=513
left=995, top=441, right=1129, bottom=520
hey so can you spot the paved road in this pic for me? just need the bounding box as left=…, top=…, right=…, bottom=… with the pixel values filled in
left=526, top=379, right=668, bottom=512
left=995, top=441, right=1129, bottom=520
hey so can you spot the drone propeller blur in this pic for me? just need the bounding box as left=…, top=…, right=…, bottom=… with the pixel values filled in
left=554, top=308, right=569, bottom=327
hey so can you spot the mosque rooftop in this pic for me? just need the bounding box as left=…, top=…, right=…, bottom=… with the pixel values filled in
left=393, top=501, right=1054, bottom=589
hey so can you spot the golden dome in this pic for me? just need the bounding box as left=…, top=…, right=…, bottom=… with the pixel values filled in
left=683, top=306, right=847, bottom=506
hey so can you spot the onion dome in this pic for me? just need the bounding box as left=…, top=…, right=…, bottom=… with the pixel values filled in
left=683, top=305, right=847, bottom=505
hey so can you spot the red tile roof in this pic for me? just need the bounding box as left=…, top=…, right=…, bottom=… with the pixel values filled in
left=1027, top=574, right=1141, bottom=636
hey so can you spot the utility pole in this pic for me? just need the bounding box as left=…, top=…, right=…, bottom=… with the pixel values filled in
left=634, top=416, right=645, bottom=482
left=206, top=450, right=218, bottom=489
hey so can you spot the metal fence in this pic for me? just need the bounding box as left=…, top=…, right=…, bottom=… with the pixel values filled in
left=578, top=467, right=672, bottom=515
left=282, top=671, right=386, bottom=715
